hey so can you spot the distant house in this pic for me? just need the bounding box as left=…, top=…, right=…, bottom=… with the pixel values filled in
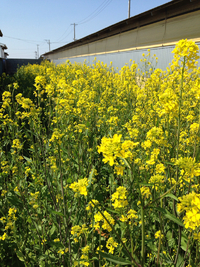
left=0, top=30, right=43, bottom=75
left=42, top=0, right=200, bottom=70
left=0, top=30, right=6, bottom=75
left=0, top=44, right=8, bottom=59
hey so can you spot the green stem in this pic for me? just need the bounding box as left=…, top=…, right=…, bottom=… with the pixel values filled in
left=99, top=226, right=102, bottom=267
left=156, top=235, right=162, bottom=266
left=176, top=57, right=185, bottom=175
left=144, top=182, right=178, bottom=210
left=174, top=226, right=182, bottom=265
left=156, top=199, right=162, bottom=266
left=131, top=227, right=134, bottom=259
left=58, top=145, right=72, bottom=265
left=141, top=204, right=145, bottom=267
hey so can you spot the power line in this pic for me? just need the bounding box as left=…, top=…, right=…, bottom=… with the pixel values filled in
left=54, top=28, right=73, bottom=43
left=3, top=35, right=41, bottom=44
left=3, top=0, right=114, bottom=56
left=4, top=0, right=113, bottom=47
left=56, top=25, right=71, bottom=42
left=54, top=0, right=113, bottom=44
left=78, top=0, right=113, bottom=25
left=78, top=0, right=109, bottom=24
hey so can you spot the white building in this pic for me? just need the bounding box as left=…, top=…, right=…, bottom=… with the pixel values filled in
left=42, top=0, right=200, bottom=70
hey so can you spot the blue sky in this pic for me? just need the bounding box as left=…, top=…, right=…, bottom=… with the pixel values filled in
left=1, top=0, right=171, bottom=58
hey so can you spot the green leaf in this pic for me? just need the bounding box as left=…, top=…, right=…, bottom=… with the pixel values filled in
left=34, top=245, right=40, bottom=251
left=50, top=224, right=57, bottom=236
left=49, top=209, right=64, bottom=217
left=120, top=157, right=131, bottom=169
left=67, top=177, right=72, bottom=183
left=165, top=193, right=179, bottom=202
left=16, top=251, right=25, bottom=262
left=88, top=166, right=95, bottom=187
left=164, top=161, right=174, bottom=166
left=154, top=207, right=168, bottom=214
left=23, top=156, right=32, bottom=162
left=166, top=231, right=175, bottom=247
left=176, top=254, right=184, bottom=267
left=159, top=253, right=174, bottom=264
left=164, top=213, right=184, bottom=227
left=7, top=195, right=23, bottom=207
left=106, top=207, right=120, bottom=214
left=91, top=257, right=99, bottom=261
left=39, top=255, right=48, bottom=262
left=41, top=185, right=47, bottom=194
left=99, top=251, right=133, bottom=265
left=139, top=183, right=155, bottom=187
left=181, top=236, right=188, bottom=252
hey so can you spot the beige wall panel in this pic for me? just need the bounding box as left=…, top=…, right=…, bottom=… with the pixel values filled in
left=135, top=21, right=167, bottom=47
left=105, top=10, right=200, bottom=50
left=95, top=39, right=107, bottom=53
left=79, top=45, right=90, bottom=55
left=118, top=31, right=137, bottom=49
left=88, top=42, right=97, bottom=54
left=163, top=10, right=200, bottom=42
left=104, top=35, right=120, bottom=51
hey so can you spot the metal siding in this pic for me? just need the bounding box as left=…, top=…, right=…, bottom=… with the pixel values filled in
left=53, top=43, right=200, bottom=71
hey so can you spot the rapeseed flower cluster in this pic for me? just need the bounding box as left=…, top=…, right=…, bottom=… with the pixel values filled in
left=80, top=245, right=90, bottom=266
left=106, top=237, right=118, bottom=254
left=94, top=211, right=115, bottom=232
left=111, top=186, right=128, bottom=209
left=71, top=224, right=89, bottom=243
left=69, top=178, right=89, bottom=196
left=98, top=134, right=138, bottom=166
left=155, top=230, right=164, bottom=240
left=0, top=39, right=200, bottom=266
left=175, top=157, right=200, bottom=179
left=177, top=191, right=200, bottom=230
left=172, top=39, right=199, bottom=69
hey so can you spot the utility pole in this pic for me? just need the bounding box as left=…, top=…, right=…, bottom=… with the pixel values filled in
left=37, top=44, right=39, bottom=58
left=71, top=23, right=77, bottom=41
left=128, top=0, right=131, bottom=18
left=45, top=39, right=51, bottom=51
left=35, top=51, right=37, bottom=59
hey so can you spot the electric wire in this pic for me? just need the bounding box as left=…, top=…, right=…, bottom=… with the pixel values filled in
left=78, top=0, right=113, bottom=25
left=3, top=35, right=41, bottom=44
left=55, top=25, right=71, bottom=42
left=78, top=0, right=109, bottom=24
left=53, top=28, right=73, bottom=43
left=3, top=0, right=114, bottom=56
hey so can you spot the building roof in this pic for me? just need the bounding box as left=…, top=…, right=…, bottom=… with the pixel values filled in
left=0, top=44, right=7, bottom=50
left=43, top=0, right=200, bottom=57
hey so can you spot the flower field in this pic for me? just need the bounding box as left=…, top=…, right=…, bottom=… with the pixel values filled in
left=0, top=39, right=200, bottom=267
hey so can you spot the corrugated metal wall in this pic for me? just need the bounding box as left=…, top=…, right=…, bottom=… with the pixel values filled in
left=53, top=43, right=200, bottom=71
